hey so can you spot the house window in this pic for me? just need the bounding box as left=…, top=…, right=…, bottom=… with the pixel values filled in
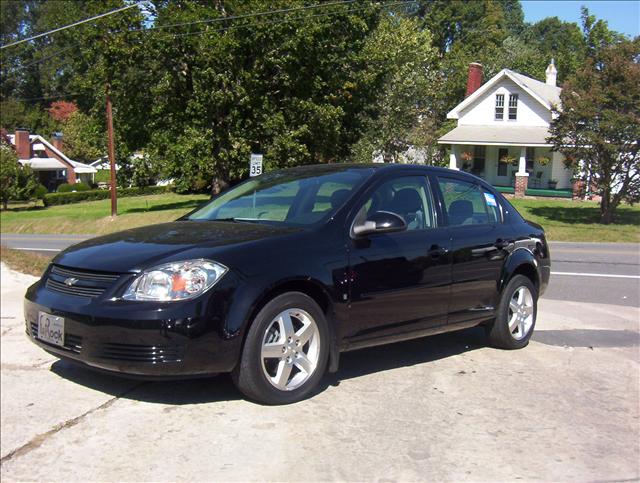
left=508, top=94, right=518, bottom=120
left=495, top=94, right=504, bottom=120
left=472, top=145, right=485, bottom=174
left=497, top=148, right=509, bottom=176
left=526, top=147, right=535, bottom=171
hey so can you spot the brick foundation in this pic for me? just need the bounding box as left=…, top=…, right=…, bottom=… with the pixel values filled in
left=514, top=174, right=528, bottom=198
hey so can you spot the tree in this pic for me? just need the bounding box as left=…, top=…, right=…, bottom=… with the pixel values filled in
left=61, top=111, right=105, bottom=163
left=0, top=145, right=38, bottom=209
left=351, top=14, right=439, bottom=162
left=548, top=38, right=640, bottom=224
left=522, top=17, right=587, bottom=82
left=47, top=101, right=78, bottom=123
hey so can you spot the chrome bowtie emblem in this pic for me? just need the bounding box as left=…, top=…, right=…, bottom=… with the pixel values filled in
left=64, top=277, right=79, bottom=286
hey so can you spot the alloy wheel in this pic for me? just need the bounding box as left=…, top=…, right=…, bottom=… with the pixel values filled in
left=508, top=286, right=534, bottom=340
left=260, top=308, right=320, bottom=391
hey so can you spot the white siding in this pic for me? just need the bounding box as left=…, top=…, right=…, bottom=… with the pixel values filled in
left=551, top=151, right=573, bottom=189
left=458, top=79, right=551, bottom=127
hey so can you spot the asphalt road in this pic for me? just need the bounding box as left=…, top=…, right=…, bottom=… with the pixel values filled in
left=1, top=233, right=638, bottom=306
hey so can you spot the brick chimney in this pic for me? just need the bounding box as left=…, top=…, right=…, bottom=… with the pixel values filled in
left=545, top=58, right=558, bottom=86
left=52, top=132, right=64, bottom=153
left=465, top=62, right=483, bottom=97
left=14, top=129, right=31, bottom=160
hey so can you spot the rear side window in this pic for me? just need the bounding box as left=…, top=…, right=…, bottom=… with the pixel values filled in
left=437, top=177, right=497, bottom=226
left=481, top=188, right=501, bottom=223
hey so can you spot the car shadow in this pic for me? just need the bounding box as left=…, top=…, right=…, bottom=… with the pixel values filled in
left=49, top=326, right=488, bottom=405
left=322, top=326, right=487, bottom=389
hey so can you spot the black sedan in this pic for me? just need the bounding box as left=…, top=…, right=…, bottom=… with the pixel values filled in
left=25, top=164, right=550, bottom=404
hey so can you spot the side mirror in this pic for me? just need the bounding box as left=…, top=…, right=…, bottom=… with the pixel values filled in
left=352, top=211, right=407, bottom=237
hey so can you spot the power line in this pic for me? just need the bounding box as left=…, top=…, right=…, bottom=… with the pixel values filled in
left=0, top=2, right=145, bottom=50
left=133, top=0, right=359, bottom=33
left=162, top=1, right=410, bottom=39
left=3, top=1, right=412, bottom=100
left=9, top=92, right=85, bottom=102
left=3, top=1, right=407, bottom=77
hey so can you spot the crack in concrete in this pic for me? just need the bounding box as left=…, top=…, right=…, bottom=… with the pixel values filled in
left=0, top=326, right=17, bottom=337
left=0, top=382, right=145, bottom=466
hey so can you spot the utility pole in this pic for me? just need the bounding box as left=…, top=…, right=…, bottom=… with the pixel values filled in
left=105, top=83, right=117, bottom=217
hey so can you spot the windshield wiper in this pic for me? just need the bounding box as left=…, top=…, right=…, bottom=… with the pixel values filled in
left=210, top=217, right=261, bottom=223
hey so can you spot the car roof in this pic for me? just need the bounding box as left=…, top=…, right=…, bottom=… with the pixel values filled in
left=280, top=163, right=491, bottom=188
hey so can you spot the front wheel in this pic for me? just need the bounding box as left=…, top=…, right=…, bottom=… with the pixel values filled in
left=487, top=275, right=537, bottom=349
left=232, top=292, right=329, bottom=405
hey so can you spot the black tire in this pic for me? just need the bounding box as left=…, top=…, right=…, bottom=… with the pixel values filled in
left=487, top=274, right=538, bottom=350
left=232, top=292, right=330, bottom=405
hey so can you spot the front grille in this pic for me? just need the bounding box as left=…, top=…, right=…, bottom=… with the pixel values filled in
left=30, top=322, right=83, bottom=354
left=45, top=265, right=122, bottom=299
left=97, top=342, right=183, bottom=363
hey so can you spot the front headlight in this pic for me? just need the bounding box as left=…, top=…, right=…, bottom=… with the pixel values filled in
left=122, top=259, right=228, bottom=302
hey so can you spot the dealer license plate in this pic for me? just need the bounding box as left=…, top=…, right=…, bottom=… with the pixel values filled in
left=37, top=312, right=65, bottom=347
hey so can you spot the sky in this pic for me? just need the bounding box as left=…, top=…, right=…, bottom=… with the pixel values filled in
left=521, top=0, right=640, bottom=37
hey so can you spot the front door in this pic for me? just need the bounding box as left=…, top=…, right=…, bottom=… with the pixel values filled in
left=345, top=174, right=451, bottom=345
left=434, top=175, right=514, bottom=324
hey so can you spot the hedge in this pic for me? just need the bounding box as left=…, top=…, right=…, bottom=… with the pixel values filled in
left=57, top=182, right=91, bottom=193
left=43, top=185, right=173, bottom=206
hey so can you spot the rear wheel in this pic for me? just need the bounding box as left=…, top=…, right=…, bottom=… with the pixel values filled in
left=487, top=274, right=537, bottom=349
left=232, top=292, right=329, bottom=404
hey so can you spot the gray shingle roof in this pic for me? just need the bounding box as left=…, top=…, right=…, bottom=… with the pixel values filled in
left=506, top=69, right=561, bottom=108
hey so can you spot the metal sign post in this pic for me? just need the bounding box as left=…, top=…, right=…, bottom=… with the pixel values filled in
left=250, top=154, right=263, bottom=177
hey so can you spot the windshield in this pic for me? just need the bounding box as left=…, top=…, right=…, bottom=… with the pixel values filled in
left=187, top=166, right=372, bottom=226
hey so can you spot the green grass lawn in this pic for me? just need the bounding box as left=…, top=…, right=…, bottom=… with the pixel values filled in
left=510, top=198, right=640, bottom=243
left=1, top=193, right=638, bottom=242
left=0, top=193, right=209, bottom=235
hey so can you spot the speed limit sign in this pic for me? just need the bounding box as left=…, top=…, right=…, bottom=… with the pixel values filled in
left=250, top=154, right=263, bottom=177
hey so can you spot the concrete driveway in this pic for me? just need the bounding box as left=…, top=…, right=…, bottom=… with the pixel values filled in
left=1, top=263, right=638, bottom=482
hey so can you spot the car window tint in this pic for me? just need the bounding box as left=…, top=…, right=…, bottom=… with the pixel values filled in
left=189, top=169, right=368, bottom=225
left=311, top=181, right=353, bottom=213
left=357, top=176, right=435, bottom=231
left=437, top=177, right=491, bottom=226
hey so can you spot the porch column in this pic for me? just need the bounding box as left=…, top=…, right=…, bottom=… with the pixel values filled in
left=514, top=146, right=529, bottom=198
left=449, top=145, right=459, bottom=170
left=517, top=147, right=527, bottom=175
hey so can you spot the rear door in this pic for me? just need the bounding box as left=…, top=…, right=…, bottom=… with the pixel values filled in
left=345, top=173, right=452, bottom=344
left=433, top=175, right=514, bottom=325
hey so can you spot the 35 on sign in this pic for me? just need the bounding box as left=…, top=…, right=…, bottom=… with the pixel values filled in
left=250, top=154, right=263, bottom=177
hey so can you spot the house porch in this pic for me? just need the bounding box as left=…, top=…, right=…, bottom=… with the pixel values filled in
left=444, top=143, right=572, bottom=195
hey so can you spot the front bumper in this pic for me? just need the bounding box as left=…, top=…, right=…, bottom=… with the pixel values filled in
left=24, top=278, right=243, bottom=378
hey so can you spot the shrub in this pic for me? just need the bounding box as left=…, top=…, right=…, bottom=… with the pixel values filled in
left=57, top=182, right=90, bottom=193
left=34, top=184, right=48, bottom=200
left=43, top=185, right=173, bottom=206
left=0, top=146, right=38, bottom=208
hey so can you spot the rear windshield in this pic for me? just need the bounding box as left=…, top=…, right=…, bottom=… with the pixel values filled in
left=187, top=167, right=372, bottom=226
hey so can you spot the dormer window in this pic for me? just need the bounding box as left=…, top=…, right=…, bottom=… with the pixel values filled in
left=495, top=94, right=504, bottom=120
left=508, top=94, right=518, bottom=120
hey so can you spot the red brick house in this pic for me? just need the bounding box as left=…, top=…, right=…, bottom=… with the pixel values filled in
left=5, top=129, right=96, bottom=191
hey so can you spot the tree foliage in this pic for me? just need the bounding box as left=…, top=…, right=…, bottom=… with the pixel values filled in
left=548, top=38, right=640, bottom=224
left=0, top=0, right=634, bottom=202
left=0, top=145, right=38, bottom=209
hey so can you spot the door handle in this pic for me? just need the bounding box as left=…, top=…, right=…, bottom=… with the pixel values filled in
left=494, top=238, right=511, bottom=250
left=428, top=245, right=448, bottom=258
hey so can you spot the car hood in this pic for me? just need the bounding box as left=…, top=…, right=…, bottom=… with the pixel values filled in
left=52, top=221, right=301, bottom=273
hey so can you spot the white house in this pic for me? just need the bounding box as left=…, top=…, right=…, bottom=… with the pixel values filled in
left=438, top=61, right=574, bottom=197
left=5, top=129, right=96, bottom=191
